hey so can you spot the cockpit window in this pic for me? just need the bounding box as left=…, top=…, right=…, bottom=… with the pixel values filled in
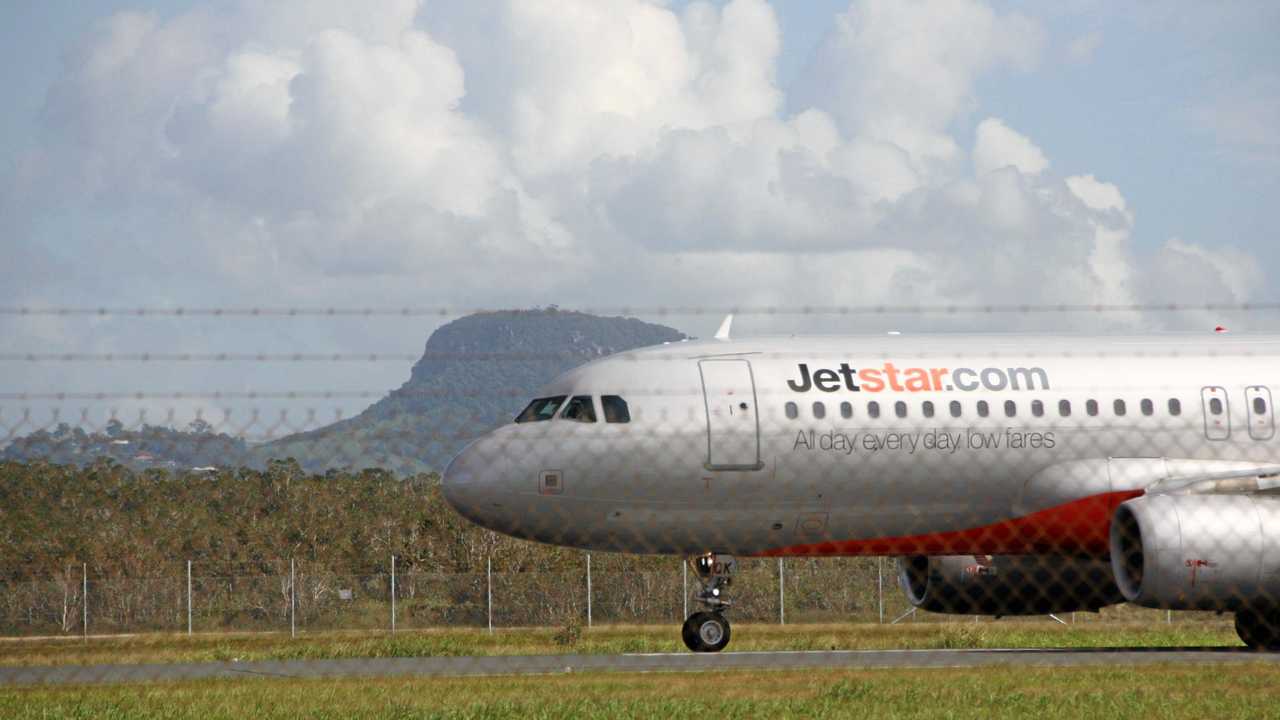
left=515, top=396, right=567, bottom=423
left=561, top=395, right=597, bottom=423
left=602, top=396, right=631, bottom=423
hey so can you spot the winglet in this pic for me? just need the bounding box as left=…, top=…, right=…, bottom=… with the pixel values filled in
left=714, top=314, right=734, bottom=341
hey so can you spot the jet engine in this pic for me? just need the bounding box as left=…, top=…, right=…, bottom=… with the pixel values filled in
left=897, top=554, right=1123, bottom=616
left=1110, top=494, right=1280, bottom=610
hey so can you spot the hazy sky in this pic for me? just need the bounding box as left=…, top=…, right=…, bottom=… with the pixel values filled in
left=2, top=0, right=1278, bottom=432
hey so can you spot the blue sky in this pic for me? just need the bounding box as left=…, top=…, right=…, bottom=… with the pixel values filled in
left=1, top=0, right=1278, bottom=426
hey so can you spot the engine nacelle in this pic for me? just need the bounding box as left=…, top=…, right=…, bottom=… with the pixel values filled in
left=897, top=554, right=1123, bottom=616
left=1110, top=495, right=1280, bottom=610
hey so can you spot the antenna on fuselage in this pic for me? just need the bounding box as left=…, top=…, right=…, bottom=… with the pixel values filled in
left=714, top=314, right=734, bottom=341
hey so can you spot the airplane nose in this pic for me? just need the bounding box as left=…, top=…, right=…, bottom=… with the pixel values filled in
left=441, top=438, right=508, bottom=529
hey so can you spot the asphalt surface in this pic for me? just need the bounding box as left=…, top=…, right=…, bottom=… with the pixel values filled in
left=3, top=648, right=1279, bottom=686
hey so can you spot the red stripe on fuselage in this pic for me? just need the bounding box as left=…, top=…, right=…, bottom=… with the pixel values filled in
left=755, top=489, right=1144, bottom=558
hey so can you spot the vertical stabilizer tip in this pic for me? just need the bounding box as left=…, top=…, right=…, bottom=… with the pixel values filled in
left=714, top=314, right=734, bottom=341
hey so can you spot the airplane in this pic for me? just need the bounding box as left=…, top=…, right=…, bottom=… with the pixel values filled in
left=443, top=317, right=1280, bottom=652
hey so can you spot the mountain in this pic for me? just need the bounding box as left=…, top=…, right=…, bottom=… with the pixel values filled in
left=259, top=309, right=687, bottom=474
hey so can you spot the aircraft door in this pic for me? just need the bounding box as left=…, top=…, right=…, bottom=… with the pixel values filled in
left=1201, top=386, right=1231, bottom=441
left=1245, top=386, right=1275, bottom=441
left=699, top=359, right=763, bottom=471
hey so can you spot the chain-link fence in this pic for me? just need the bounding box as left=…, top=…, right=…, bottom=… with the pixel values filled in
left=1, top=557, right=1218, bottom=640
left=3, top=308, right=1280, bottom=687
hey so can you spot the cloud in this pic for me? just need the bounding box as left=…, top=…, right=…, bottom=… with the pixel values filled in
left=973, top=118, right=1049, bottom=177
left=2, top=0, right=1263, bottom=361
left=793, top=0, right=1045, bottom=180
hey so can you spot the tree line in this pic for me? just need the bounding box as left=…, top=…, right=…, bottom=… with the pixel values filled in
left=0, top=459, right=882, bottom=635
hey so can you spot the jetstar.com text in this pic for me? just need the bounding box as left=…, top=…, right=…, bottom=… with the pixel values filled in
left=785, top=363, right=1050, bottom=394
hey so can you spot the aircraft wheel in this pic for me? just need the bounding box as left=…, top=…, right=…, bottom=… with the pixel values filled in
left=682, top=611, right=730, bottom=653
left=1236, top=606, right=1280, bottom=651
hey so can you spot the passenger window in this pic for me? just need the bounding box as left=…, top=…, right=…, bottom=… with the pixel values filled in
left=516, top=396, right=567, bottom=423
left=1032, top=400, right=1044, bottom=417
left=1254, top=397, right=1268, bottom=416
left=561, top=395, right=597, bottom=423
left=1169, top=398, right=1182, bottom=416
left=1209, top=397, right=1224, bottom=415
left=602, top=395, right=631, bottom=423
left=868, top=401, right=881, bottom=419
left=977, top=401, right=989, bottom=418
left=1141, top=399, right=1154, bottom=416
left=949, top=401, right=962, bottom=418
left=840, top=402, right=853, bottom=419
left=922, top=401, right=935, bottom=418
left=1114, top=399, right=1127, bottom=417
left=813, top=402, right=826, bottom=419
left=785, top=402, right=798, bottom=420
left=1086, top=399, right=1099, bottom=417
left=895, top=401, right=907, bottom=418
left=1058, top=400, right=1071, bottom=417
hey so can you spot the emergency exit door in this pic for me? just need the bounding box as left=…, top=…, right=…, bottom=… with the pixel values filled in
left=699, top=359, right=763, bottom=471
left=1201, top=386, right=1231, bottom=441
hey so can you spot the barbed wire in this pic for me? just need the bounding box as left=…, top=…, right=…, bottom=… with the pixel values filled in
left=6, top=343, right=1280, bottom=365
left=3, top=301, right=1280, bottom=319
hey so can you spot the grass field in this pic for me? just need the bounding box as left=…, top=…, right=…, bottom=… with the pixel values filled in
left=0, top=620, right=1244, bottom=667
left=3, top=664, right=1280, bottom=719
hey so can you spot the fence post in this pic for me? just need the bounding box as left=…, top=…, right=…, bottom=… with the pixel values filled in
left=391, top=555, right=397, bottom=635
left=82, top=562, right=88, bottom=641
left=290, top=558, right=296, bottom=639
left=682, top=561, right=688, bottom=619
left=187, top=560, right=192, bottom=636
left=586, top=554, right=592, bottom=629
left=778, top=558, right=785, bottom=625
left=877, top=557, right=884, bottom=624
left=487, top=556, right=493, bottom=634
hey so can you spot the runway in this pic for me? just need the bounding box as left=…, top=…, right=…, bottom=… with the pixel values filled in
left=3, top=647, right=1279, bottom=686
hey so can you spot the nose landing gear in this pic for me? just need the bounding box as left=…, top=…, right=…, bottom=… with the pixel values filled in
left=682, top=554, right=735, bottom=652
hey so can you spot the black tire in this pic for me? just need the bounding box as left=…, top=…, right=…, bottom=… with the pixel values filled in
left=1236, top=607, right=1280, bottom=651
left=682, top=612, right=706, bottom=652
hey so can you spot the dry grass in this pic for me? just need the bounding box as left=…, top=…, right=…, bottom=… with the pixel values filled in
left=4, top=663, right=1280, bottom=719
left=0, top=620, right=1242, bottom=667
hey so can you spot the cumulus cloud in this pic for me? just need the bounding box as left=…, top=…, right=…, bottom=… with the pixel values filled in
left=2, top=0, right=1263, bottom=351
left=973, top=118, right=1049, bottom=177
left=793, top=0, right=1044, bottom=181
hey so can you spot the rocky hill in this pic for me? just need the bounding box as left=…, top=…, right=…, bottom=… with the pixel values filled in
left=260, top=309, right=686, bottom=474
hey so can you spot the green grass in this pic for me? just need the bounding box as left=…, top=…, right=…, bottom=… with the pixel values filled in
left=3, top=664, right=1280, bottom=719
left=0, top=620, right=1243, bottom=667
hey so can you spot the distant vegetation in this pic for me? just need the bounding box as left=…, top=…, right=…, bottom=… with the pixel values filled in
left=0, top=459, right=591, bottom=579
left=0, top=419, right=249, bottom=471
left=0, top=459, right=887, bottom=635
left=0, top=459, right=642, bottom=634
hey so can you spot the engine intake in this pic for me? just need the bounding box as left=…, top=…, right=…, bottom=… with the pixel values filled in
left=897, top=554, right=1122, bottom=616
left=1110, top=495, right=1280, bottom=610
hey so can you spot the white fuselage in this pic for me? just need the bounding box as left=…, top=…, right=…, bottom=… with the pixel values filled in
left=442, top=334, right=1280, bottom=558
